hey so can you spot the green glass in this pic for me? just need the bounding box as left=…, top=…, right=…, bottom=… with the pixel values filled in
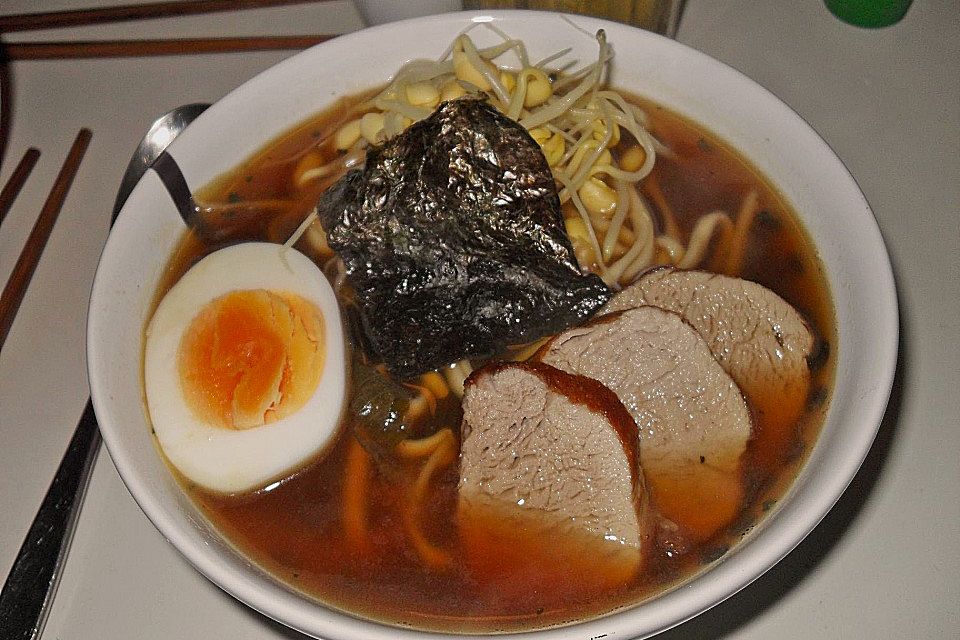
left=824, top=0, right=914, bottom=27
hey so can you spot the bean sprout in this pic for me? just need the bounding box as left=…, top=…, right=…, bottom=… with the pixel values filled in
left=319, top=27, right=755, bottom=288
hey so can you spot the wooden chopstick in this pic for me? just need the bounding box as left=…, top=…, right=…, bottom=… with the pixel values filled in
left=0, top=130, right=91, bottom=352
left=0, top=148, right=40, bottom=228
left=0, top=35, right=335, bottom=60
left=0, top=0, right=333, bottom=33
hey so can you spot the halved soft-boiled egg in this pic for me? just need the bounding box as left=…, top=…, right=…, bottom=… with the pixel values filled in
left=144, top=242, right=346, bottom=494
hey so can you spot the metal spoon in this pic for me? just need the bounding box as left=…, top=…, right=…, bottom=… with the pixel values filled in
left=112, top=103, right=209, bottom=222
left=0, top=103, right=209, bottom=640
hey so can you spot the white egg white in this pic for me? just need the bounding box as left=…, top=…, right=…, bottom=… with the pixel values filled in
left=144, top=242, right=346, bottom=494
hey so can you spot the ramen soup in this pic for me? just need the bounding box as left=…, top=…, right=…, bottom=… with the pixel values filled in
left=144, top=32, right=835, bottom=633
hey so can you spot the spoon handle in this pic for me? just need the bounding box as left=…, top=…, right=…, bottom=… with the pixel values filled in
left=0, top=400, right=101, bottom=640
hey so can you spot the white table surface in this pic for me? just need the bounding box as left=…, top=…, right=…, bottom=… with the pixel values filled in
left=1, top=1, right=957, bottom=638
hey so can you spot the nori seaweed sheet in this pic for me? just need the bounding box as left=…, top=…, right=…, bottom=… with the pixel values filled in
left=317, top=99, right=612, bottom=379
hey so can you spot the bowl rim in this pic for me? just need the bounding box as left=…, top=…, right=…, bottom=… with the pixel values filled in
left=88, top=9, right=899, bottom=640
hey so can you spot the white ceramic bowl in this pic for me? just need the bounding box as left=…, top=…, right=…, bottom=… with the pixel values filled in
left=87, top=10, right=897, bottom=640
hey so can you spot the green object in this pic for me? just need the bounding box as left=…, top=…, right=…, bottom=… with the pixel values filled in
left=825, top=0, right=914, bottom=28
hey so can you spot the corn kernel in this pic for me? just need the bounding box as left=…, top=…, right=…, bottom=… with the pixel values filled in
left=334, top=119, right=361, bottom=150
left=594, top=149, right=613, bottom=171
left=359, top=112, right=385, bottom=145
left=568, top=140, right=611, bottom=176
left=591, top=119, right=620, bottom=147
left=543, top=132, right=565, bottom=167
left=565, top=216, right=597, bottom=266
left=500, top=71, right=516, bottom=94
left=530, top=127, right=565, bottom=167
left=565, top=216, right=590, bottom=243
left=620, top=145, right=647, bottom=173
left=405, top=82, right=440, bottom=109
left=529, top=127, right=552, bottom=145
left=578, top=177, right=618, bottom=217
left=439, top=80, right=467, bottom=102
left=453, top=46, right=491, bottom=90
left=522, top=68, right=553, bottom=108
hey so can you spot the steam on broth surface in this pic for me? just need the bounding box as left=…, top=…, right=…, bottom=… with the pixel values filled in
left=148, top=32, right=835, bottom=633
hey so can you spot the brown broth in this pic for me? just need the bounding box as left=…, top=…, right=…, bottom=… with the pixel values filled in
left=155, top=91, right=836, bottom=633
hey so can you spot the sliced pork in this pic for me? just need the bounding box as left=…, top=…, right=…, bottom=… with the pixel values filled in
left=536, top=306, right=751, bottom=541
left=604, top=268, right=815, bottom=469
left=458, top=361, right=651, bottom=595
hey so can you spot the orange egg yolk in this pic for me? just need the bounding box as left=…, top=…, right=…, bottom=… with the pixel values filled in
left=177, top=289, right=325, bottom=430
